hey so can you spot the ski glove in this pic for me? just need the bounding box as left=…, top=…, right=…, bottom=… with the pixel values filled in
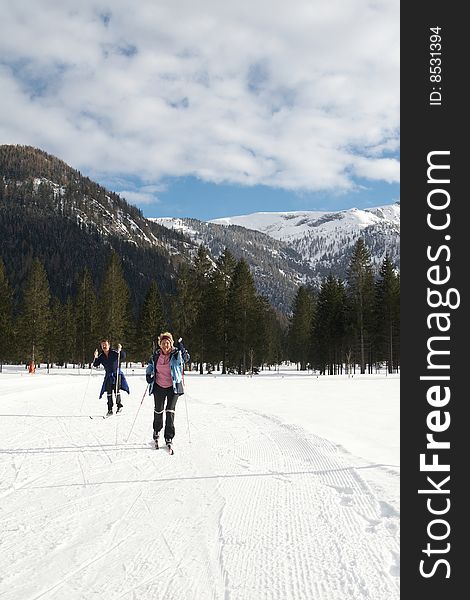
left=145, top=361, right=154, bottom=383
left=176, top=338, right=190, bottom=364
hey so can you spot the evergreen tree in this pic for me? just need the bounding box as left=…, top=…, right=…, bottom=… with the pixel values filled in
left=0, top=259, right=13, bottom=369
left=136, top=281, right=165, bottom=361
left=265, top=305, right=284, bottom=368
left=374, top=255, right=400, bottom=372
left=123, top=304, right=137, bottom=364
left=226, top=259, right=259, bottom=374
left=205, top=248, right=237, bottom=372
left=48, top=297, right=64, bottom=366
left=312, top=275, right=348, bottom=374
left=288, top=286, right=314, bottom=370
left=99, top=252, right=130, bottom=346
left=17, top=258, right=51, bottom=364
left=75, top=268, right=99, bottom=366
left=347, top=239, right=375, bottom=373
left=171, top=262, right=197, bottom=357
left=252, top=295, right=283, bottom=370
left=190, top=246, right=213, bottom=373
left=63, top=297, right=76, bottom=365
left=47, top=297, right=75, bottom=367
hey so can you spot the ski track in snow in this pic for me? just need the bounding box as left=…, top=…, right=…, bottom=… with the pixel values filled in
left=0, top=374, right=399, bottom=600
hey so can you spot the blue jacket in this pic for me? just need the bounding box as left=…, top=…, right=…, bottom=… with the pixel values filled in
left=93, top=348, right=130, bottom=399
left=146, top=344, right=189, bottom=396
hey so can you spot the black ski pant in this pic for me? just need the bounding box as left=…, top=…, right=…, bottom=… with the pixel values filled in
left=105, top=376, right=122, bottom=411
left=153, top=384, right=178, bottom=441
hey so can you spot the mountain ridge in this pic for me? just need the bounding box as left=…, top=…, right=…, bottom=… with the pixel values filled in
left=151, top=216, right=313, bottom=312
left=0, top=145, right=194, bottom=309
left=153, top=202, right=400, bottom=306
left=209, top=204, right=400, bottom=269
left=1, top=144, right=400, bottom=314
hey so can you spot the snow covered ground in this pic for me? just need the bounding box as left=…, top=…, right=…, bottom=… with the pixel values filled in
left=0, top=367, right=399, bottom=600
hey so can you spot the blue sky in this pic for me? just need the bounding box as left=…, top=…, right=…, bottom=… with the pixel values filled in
left=148, top=177, right=400, bottom=220
left=0, top=1, right=399, bottom=221
left=100, top=175, right=400, bottom=220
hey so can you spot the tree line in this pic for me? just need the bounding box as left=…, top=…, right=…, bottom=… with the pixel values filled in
left=0, top=246, right=283, bottom=373
left=0, top=238, right=399, bottom=374
left=288, top=239, right=400, bottom=374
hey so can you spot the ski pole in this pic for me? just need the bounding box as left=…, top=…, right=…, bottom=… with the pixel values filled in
left=180, top=360, right=191, bottom=444
left=183, top=392, right=191, bottom=444
left=125, top=384, right=148, bottom=443
left=79, top=357, right=95, bottom=414
left=115, top=346, right=121, bottom=398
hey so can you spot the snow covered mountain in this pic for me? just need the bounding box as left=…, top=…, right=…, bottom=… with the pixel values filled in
left=2, top=145, right=399, bottom=314
left=150, top=217, right=312, bottom=312
left=0, top=145, right=195, bottom=306
left=153, top=203, right=400, bottom=311
left=211, top=203, right=400, bottom=274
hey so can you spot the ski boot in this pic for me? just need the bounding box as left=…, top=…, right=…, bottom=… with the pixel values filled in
left=116, top=404, right=123, bottom=414
left=153, top=431, right=159, bottom=449
left=165, top=438, right=174, bottom=455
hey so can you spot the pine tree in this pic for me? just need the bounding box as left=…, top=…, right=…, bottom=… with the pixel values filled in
left=252, top=295, right=283, bottom=370
left=75, top=268, right=99, bottom=366
left=312, top=275, right=348, bottom=374
left=17, top=258, right=51, bottom=364
left=0, top=259, right=13, bottom=369
left=48, top=297, right=64, bottom=366
left=190, top=246, right=213, bottom=373
left=171, top=263, right=197, bottom=357
left=226, top=259, right=259, bottom=374
left=288, top=286, right=314, bottom=370
left=99, top=252, right=130, bottom=347
left=47, top=297, right=75, bottom=367
left=205, top=248, right=237, bottom=372
left=63, top=297, right=76, bottom=365
left=137, top=281, right=165, bottom=361
left=374, top=255, right=400, bottom=373
left=347, top=239, right=375, bottom=374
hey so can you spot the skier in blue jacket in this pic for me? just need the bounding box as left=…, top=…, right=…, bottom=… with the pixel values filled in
left=93, top=339, right=130, bottom=415
left=146, top=332, right=190, bottom=451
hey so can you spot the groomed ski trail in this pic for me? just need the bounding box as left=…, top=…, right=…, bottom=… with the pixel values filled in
left=0, top=372, right=399, bottom=600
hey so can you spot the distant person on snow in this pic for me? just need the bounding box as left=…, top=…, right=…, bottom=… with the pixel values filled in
left=146, top=332, right=190, bottom=452
left=93, top=339, right=129, bottom=416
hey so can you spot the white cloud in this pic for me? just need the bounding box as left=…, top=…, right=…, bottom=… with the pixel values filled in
left=0, top=0, right=399, bottom=192
left=118, top=190, right=158, bottom=205
left=117, top=184, right=165, bottom=206
left=352, top=156, right=400, bottom=183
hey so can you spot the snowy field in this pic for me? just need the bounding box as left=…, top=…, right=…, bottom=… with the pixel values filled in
left=0, top=366, right=399, bottom=600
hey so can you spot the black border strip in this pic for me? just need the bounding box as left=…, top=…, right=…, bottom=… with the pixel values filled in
left=401, top=4, right=466, bottom=596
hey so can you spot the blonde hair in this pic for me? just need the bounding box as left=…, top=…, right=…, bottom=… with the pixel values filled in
left=157, top=332, right=174, bottom=347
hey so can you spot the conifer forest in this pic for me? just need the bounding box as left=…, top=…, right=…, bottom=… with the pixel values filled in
left=0, top=241, right=399, bottom=375
left=0, top=145, right=399, bottom=374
